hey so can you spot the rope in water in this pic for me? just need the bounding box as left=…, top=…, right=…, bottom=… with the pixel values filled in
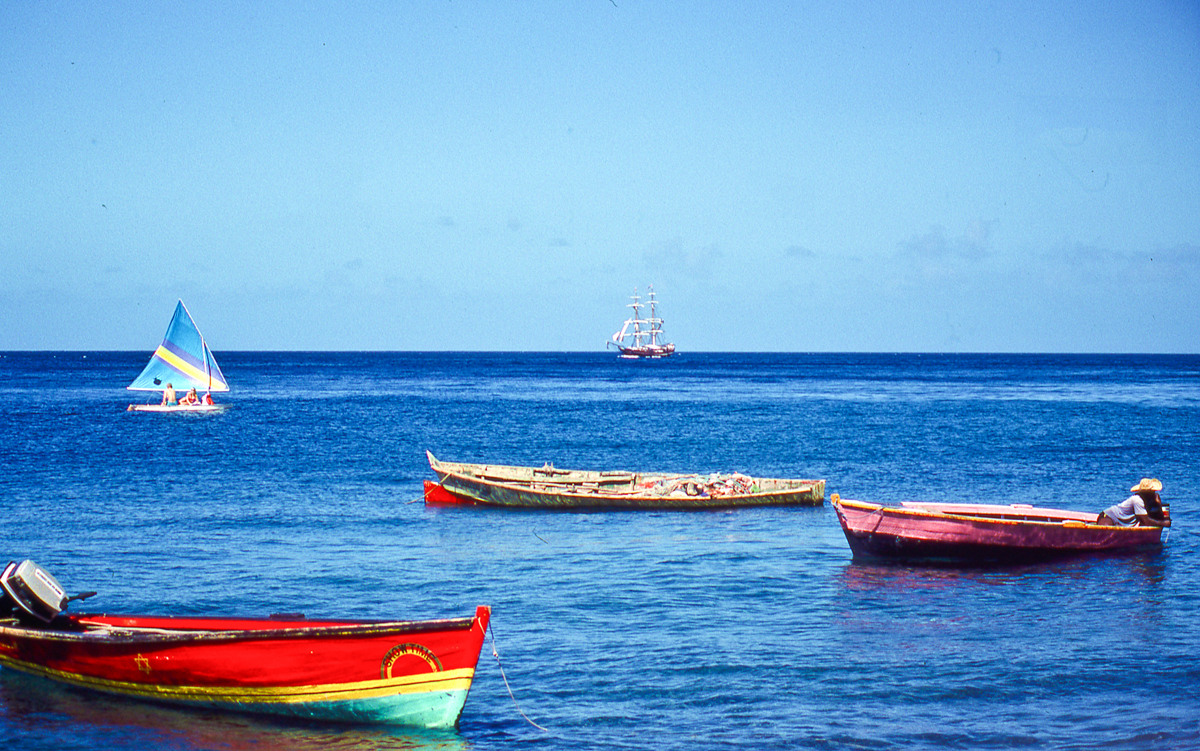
left=488, top=623, right=548, bottom=732
left=405, top=485, right=433, bottom=504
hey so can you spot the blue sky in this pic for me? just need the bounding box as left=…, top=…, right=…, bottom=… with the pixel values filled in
left=2, top=1, right=1197, bottom=351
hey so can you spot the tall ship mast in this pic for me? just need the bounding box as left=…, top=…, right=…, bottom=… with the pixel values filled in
left=607, top=285, right=676, bottom=359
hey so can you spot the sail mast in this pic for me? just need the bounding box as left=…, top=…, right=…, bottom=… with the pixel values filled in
left=647, top=285, right=661, bottom=347
left=181, top=299, right=211, bottom=393
left=204, top=339, right=212, bottom=392
left=628, top=288, right=645, bottom=348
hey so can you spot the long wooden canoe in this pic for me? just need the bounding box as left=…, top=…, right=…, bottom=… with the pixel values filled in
left=426, top=451, right=825, bottom=509
left=831, top=494, right=1164, bottom=563
left=0, top=605, right=491, bottom=728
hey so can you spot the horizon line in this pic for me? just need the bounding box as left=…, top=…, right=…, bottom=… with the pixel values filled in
left=2, top=350, right=1197, bottom=357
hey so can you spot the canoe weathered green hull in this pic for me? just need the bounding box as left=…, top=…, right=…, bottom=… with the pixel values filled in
left=426, top=452, right=825, bottom=510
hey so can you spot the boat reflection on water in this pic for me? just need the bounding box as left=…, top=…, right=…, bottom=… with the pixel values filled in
left=828, top=553, right=1171, bottom=661
left=833, top=547, right=1168, bottom=595
left=0, top=669, right=469, bottom=751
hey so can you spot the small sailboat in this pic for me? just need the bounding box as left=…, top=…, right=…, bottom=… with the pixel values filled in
left=127, top=300, right=229, bottom=412
left=608, top=286, right=676, bottom=359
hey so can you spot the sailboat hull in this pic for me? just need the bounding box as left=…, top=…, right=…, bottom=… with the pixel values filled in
left=127, top=404, right=228, bottom=413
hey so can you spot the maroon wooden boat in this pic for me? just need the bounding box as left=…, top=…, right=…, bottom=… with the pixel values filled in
left=831, top=494, right=1165, bottom=563
left=0, top=560, right=490, bottom=728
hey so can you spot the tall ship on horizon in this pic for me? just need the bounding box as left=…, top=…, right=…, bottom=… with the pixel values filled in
left=608, top=285, right=676, bottom=359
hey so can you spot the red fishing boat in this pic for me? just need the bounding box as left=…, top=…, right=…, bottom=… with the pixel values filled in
left=831, top=494, right=1165, bottom=563
left=0, top=560, right=490, bottom=728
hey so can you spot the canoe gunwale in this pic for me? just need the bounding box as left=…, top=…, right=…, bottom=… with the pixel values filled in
left=834, top=497, right=1155, bottom=530
left=430, top=470, right=824, bottom=508
left=438, top=471, right=821, bottom=502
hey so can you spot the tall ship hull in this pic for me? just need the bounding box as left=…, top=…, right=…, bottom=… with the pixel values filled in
left=615, top=343, right=676, bottom=359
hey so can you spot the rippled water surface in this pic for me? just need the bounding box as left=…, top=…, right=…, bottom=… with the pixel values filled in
left=2, top=352, right=1198, bottom=750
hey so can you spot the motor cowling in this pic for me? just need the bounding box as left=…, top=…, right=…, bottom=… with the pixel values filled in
left=1, top=560, right=68, bottom=624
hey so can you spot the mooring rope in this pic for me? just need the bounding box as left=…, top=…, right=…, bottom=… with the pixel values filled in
left=488, top=623, right=548, bottom=732
left=405, top=485, right=432, bottom=505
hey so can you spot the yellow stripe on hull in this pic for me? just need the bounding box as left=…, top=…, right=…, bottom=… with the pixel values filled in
left=0, top=653, right=473, bottom=705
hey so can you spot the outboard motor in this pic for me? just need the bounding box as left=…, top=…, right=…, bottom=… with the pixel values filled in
left=2, top=560, right=70, bottom=623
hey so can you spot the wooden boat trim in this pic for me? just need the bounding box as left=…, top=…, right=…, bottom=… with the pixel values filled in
left=0, top=615, right=477, bottom=645
left=437, top=467, right=819, bottom=500
left=474, top=472, right=640, bottom=487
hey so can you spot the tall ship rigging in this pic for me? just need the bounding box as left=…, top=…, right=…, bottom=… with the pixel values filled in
left=608, top=286, right=676, bottom=359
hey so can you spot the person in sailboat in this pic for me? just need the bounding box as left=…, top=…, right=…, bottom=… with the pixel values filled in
left=180, top=388, right=200, bottom=406
left=160, top=383, right=177, bottom=407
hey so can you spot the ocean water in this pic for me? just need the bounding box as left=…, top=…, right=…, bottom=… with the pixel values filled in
left=1, top=351, right=1198, bottom=750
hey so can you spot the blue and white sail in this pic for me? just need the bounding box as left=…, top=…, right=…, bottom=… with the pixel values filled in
left=127, top=301, right=229, bottom=393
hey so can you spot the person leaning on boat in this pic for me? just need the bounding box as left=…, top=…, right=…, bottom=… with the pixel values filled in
left=1097, top=478, right=1171, bottom=527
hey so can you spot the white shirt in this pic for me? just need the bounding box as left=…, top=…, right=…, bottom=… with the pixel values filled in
left=1103, top=494, right=1148, bottom=526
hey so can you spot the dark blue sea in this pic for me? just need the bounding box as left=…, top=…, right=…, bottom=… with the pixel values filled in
left=2, top=352, right=1198, bottom=750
